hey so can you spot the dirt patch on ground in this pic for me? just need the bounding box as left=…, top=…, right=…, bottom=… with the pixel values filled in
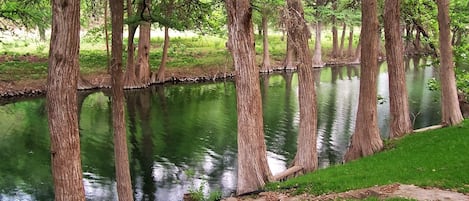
left=0, top=54, right=48, bottom=63
left=222, top=183, right=469, bottom=201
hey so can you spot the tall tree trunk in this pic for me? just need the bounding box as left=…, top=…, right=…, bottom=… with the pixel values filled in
left=414, top=29, right=421, bottom=53
left=347, top=28, right=354, bottom=57
left=339, top=23, right=346, bottom=57
left=331, top=0, right=339, bottom=58
left=312, top=22, right=324, bottom=67
left=437, top=0, right=464, bottom=126
left=38, top=26, right=46, bottom=41
left=124, top=0, right=140, bottom=88
left=225, top=0, right=272, bottom=195
left=404, top=24, right=411, bottom=54
left=284, top=33, right=296, bottom=70
left=110, top=0, right=134, bottom=200
left=384, top=0, right=413, bottom=138
left=344, top=0, right=383, bottom=162
left=352, top=31, right=361, bottom=64
left=260, top=13, right=272, bottom=73
left=136, top=22, right=151, bottom=86
left=135, top=0, right=151, bottom=86
left=104, top=0, right=110, bottom=71
left=47, top=0, right=85, bottom=200
left=286, top=0, right=318, bottom=173
left=377, top=29, right=384, bottom=59
left=156, top=26, right=170, bottom=83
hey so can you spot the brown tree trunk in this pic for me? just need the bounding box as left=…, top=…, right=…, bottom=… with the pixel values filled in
left=136, top=22, right=151, bottom=86
left=47, top=0, right=85, bottom=200
left=135, top=0, right=151, bottom=86
left=260, top=13, right=272, bottom=73
left=284, top=33, right=296, bottom=70
left=286, top=0, right=318, bottom=173
left=105, top=0, right=110, bottom=71
left=384, top=0, right=413, bottom=138
left=344, top=0, right=383, bottom=162
left=225, top=0, right=273, bottom=195
left=110, top=0, right=134, bottom=200
left=339, top=23, right=346, bottom=57
left=437, top=0, right=464, bottom=126
left=347, top=28, right=354, bottom=57
left=415, top=29, right=421, bottom=53
left=331, top=0, right=339, bottom=58
left=156, top=26, right=170, bottom=83
left=352, top=31, right=361, bottom=63
left=124, top=0, right=141, bottom=88
left=312, top=22, right=324, bottom=67
left=377, top=29, right=384, bottom=59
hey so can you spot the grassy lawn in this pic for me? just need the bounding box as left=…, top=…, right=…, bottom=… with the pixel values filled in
left=0, top=31, right=355, bottom=82
left=267, top=120, right=469, bottom=196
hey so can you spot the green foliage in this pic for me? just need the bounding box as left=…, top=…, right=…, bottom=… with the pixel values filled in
left=82, top=26, right=107, bottom=43
left=267, top=120, right=469, bottom=195
left=186, top=169, right=223, bottom=201
left=426, top=77, right=439, bottom=91
left=456, top=68, right=469, bottom=100
left=0, top=0, right=50, bottom=30
left=188, top=183, right=222, bottom=201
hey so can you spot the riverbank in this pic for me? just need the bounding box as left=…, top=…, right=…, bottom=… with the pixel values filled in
left=222, top=120, right=469, bottom=200
left=0, top=59, right=356, bottom=100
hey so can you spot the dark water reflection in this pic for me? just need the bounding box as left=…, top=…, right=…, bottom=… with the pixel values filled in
left=0, top=59, right=441, bottom=201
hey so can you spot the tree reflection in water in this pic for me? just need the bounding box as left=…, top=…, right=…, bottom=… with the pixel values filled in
left=0, top=61, right=441, bottom=201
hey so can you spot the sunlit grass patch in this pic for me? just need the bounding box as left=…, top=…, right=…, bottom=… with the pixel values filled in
left=267, top=120, right=469, bottom=195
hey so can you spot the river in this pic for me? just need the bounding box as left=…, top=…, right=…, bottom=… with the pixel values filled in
left=0, top=59, right=441, bottom=201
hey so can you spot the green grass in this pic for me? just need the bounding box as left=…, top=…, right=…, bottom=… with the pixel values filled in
left=267, top=120, right=469, bottom=195
left=0, top=31, right=361, bottom=81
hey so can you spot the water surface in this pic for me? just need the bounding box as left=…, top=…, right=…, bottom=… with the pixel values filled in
left=0, top=59, right=441, bottom=200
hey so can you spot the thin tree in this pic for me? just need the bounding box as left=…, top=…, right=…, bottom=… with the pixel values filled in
left=286, top=0, right=318, bottom=173
left=384, top=0, right=413, bottom=138
left=110, top=0, right=134, bottom=200
left=339, top=22, right=346, bottom=57
left=155, top=26, right=170, bottom=83
left=437, top=0, right=464, bottom=126
left=155, top=0, right=174, bottom=83
left=260, top=7, right=272, bottom=73
left=344, top=0, right=383, bottom=162
left=47, top=0, right=85, bottom=200
left=124, top=0, right=140, bottom=88
left=312, top=0, right=326, bottom=67
left=331, top=0, right=339, bottom=58
left=225, top=0, right=273, bottom=195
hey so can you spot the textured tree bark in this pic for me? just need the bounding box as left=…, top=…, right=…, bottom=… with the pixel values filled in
left=136, top=23, right=151, bottom=86
left=312, top=22, right=324, bottom=67
left=284, top=33, right=296, bottom=70
left=104, top=0, right=110, bottom=71
left=260, top=13, right=272, bottom=73
left=339, top=23, right=346, bottom=57
left=347, top=28, right=354, bottom=57
left=135, top=0, right=151, bottom=86
left=384, top=0, right=413, bottom=138
left=156, top=26, right=170, bottom=83
left=225, top=0, right=273, bottom=195
left=352, top=31, right=361, bottom=64
left=286, top=0, right=318, bottom=173
left=110, top=0, right=134, bottom=200
left=344, top=0, right=383, bottom=162
left=331, top=0, right=339, bottom=58
left=436, top=0, right=464, bottom=126
left=124, top=0, right=140, bottom=88
left=47, top=0, right=85, bottom=200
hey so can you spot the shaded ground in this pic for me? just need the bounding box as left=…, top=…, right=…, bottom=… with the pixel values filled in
left=222, top=183, right=469, bottom=201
